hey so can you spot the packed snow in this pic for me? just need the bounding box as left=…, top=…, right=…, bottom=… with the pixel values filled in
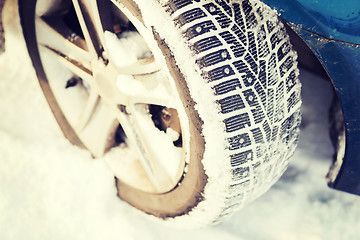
left=1, top=1, right=360, bottom=239
left=104, top=31, right=152, bottom=67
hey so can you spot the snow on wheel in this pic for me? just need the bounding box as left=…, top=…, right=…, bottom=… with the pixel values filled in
left=20, top=0, right=301, bottom=227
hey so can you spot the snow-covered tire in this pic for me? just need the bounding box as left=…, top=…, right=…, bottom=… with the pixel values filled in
left=20, top=0, right=301, bottom=227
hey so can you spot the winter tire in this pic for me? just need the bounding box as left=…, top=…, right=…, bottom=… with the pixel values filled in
left=20, top=0, right=301, bottom=227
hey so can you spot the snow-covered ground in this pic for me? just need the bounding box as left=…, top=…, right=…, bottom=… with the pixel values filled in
left=1, top=3, right=360, bottom=240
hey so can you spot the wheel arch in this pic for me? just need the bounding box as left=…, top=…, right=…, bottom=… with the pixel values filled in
left=262, top=0, right=360, bottom=195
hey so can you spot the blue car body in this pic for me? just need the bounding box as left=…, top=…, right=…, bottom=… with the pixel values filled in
left=262, top=0, right=360, bottom=195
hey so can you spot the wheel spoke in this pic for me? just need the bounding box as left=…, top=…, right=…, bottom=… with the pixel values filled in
left=36, top=17, right=92, bottom=71
left=117, top=71, right=176, bottom=108
left=72, top=0, right=105, bottom=58
left=40, top=45, right=93, bottom=84
left=116, top=112, right=177, bottom=192
left=76, top=88, right=100, bottom=131
left=77, top=100, right=118, bottom=158
left=91, top=61, right=175, bottom=109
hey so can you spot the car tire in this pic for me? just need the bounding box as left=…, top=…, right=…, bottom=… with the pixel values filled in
left=20, top=0, right=301, bottom=227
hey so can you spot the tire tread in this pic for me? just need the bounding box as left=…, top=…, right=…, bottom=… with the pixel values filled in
left=167, top=0, right=301, bottom=224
